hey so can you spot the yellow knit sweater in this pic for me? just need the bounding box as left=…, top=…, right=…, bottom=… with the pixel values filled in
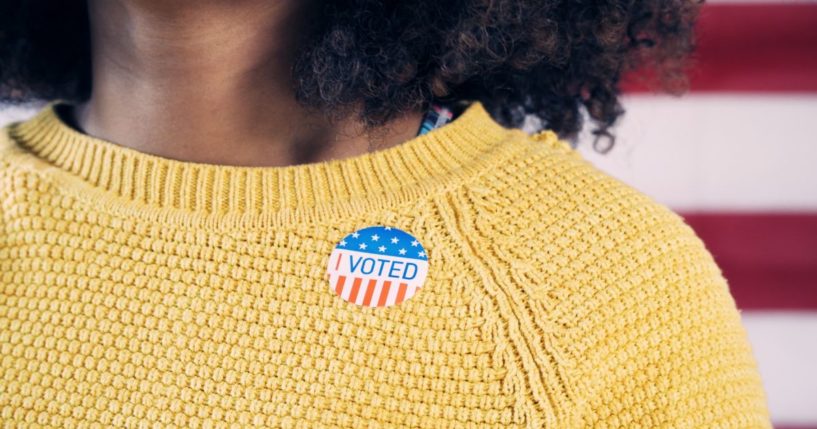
left=0, top=100, right=771, bottom=428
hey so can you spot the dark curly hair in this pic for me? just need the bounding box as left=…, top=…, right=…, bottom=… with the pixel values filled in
left=0, top=0, right=702, bottom=152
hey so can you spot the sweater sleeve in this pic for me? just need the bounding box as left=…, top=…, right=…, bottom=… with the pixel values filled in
left=561, top=203, right=773, bottom=428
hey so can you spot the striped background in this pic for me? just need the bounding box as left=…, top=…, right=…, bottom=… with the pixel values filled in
left=575, top=2, right=817, bottom=428
left=1, top=1, right=814, bottom=427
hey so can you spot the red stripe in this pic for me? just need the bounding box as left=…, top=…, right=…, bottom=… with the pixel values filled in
left=623, top=4, right=817, bottom=92
left=395, top=283, right=408, bottom=305
left=377, top=281, right=392, bottom=307
left=681, top=213, right=817, bottom=310
left=362, top=279, right=377, bottom=306
left=334, top=275, right=346, bottom=296
left=348, top=277, right=363, bottom=303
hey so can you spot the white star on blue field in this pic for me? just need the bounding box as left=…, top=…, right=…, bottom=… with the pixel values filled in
left=336, top=226, right=427, bottom=261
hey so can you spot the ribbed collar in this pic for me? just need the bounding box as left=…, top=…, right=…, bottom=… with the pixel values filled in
left=5, top=99, right=524, bottom=225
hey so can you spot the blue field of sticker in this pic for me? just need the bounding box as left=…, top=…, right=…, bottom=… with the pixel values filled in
left=335, top=226, right=427, bottom=261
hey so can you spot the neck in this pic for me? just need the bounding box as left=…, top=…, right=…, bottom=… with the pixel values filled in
left=72, top=0, right=425, bottom=167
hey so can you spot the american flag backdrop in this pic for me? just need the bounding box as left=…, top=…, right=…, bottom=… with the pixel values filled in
left=570, top=2, right=817, bottom=428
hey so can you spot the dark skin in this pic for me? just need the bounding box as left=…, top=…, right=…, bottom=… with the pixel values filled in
left=70, top=0, right=426, bottom=168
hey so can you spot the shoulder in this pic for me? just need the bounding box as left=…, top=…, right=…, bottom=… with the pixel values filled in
left=0, top=120, right=35, bottom=170
left=465, top=128, right=733, bottom=329
left=0, top=123, right=21, bottom=183
left=467, top=131, right=771, bottom=427
left=467, top=128, right=705, bottom=271
left=0, top=122, right=17, bottom=156
left=0, top=122, right=62, bottom=217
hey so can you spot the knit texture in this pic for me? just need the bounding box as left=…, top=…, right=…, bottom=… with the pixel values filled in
left=0, top=100, right=771, bottom=428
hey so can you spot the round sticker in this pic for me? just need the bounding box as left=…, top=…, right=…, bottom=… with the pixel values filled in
left=327, top=225, right=428, bottom=307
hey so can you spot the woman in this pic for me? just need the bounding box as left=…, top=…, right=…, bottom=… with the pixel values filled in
left=0, top=0, right=771, bottom=427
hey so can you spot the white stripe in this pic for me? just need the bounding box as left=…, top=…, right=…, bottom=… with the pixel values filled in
left=573, top=94, right=817, bottom=211
left=369, top=280, right=386, bottom=307
left=354, top=279, right=370, bottom=306
left=742, top=311, right=817, bottom=425
left=385, top=281, right=400, bottom=306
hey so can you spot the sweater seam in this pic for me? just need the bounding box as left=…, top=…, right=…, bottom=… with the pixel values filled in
left=433, top=190, right=585, bottom=428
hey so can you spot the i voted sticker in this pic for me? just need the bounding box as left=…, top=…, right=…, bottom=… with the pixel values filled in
left=327, top=225, right=428, bottom=308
